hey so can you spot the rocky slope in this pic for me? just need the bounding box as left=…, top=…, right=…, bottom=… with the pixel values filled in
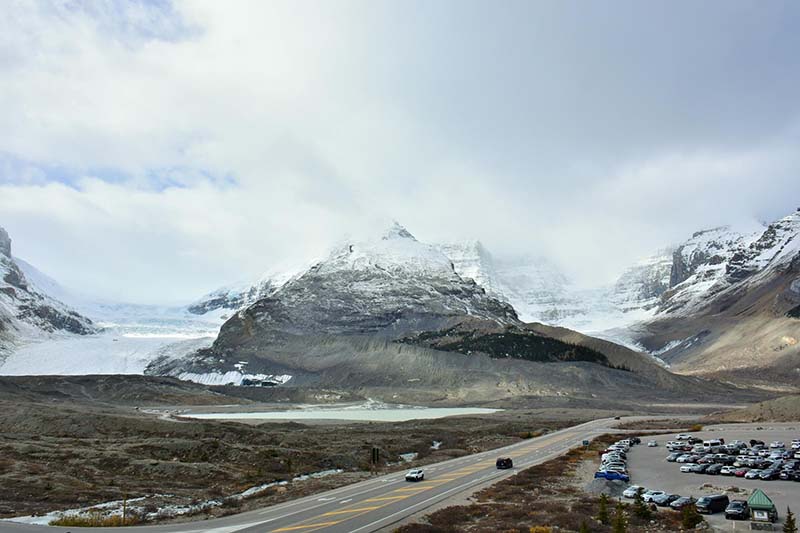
left=153, top=224, right=747, bottom=404
left=0, top=227, right=96, bottom=360
left=634, top=210, right=800, bottom=389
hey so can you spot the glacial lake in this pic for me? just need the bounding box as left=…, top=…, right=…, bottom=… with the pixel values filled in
left=181, top=406, right=501, bottom=422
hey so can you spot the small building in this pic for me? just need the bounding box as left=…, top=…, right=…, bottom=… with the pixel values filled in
left=747, top=488, right=778, bottom=523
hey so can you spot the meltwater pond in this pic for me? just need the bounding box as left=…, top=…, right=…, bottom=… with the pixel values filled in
left=181, top=404, right=501, bottom=422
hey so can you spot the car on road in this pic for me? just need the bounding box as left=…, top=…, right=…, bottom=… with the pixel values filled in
left=670, top=496, right=696, bottom=510
left=496, top=457, right=513, bottom=469
left=652, top=493, right=681, bottom=507
left=642, top=490, right=665, bottom=503
left=696, top=494, right=730, bottom=514
left=405, top=469, right=425, bottom=482
left=724, top=500, right=749, bottom=520
left=622, top=485, right=645, bottom=499
left=647, top=440, right=658, bottom=447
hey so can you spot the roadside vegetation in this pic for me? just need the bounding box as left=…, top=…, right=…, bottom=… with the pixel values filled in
left=394, top=434, right=697, bottom=532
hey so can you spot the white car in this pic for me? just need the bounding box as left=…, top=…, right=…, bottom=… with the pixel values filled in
left=676, top=454, right=693, bottom=463
left=405, top=469, right=425, bottom=482
left=791, top=440, right=800, bottom=450
left=642, top=490, right=666, bottom=503
left=770, top=441, right=785, bottom=449
left=623, top=485, right=645, bottom=498
left=720, top=466, right=736, bottom=475
left=647, top=440, right=658, bottom=447
left=744, top=469, right=762, bottom=479
left=676, top=434, right=692, bottom=440
left=680, top=464, right=696, bottom=473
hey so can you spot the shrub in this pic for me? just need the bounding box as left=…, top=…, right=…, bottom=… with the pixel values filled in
left=785, top=507, right=797, bottom=533
left=50, top=512, right=142, bottom=527
left=688, top=424, right=703, bottom=432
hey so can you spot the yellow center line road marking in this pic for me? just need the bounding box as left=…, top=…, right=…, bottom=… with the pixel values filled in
left=363, top=495, right=409, bottom=502
left=393, top=486, right=433, bottom=493
left=272, top=520, right=342, bottom=531
left=321, top=506, right=382, bottom=516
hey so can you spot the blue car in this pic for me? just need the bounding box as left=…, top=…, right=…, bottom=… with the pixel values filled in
left=595, top=470, right=630, bottom=482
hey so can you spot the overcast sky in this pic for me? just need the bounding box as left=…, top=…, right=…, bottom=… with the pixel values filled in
left=1, top=0, right=799, bottom=304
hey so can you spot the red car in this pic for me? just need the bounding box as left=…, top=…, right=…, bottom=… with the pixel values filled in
left=734, top=468, right=749, bottom=477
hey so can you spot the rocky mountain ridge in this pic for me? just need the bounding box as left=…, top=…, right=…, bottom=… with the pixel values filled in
left=0, top=227, right=96, bottom=359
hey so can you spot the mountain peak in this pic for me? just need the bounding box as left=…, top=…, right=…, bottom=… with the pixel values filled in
left=382, top=222, right=416, bottom=241
left=0, top=226, right=11, bottom=258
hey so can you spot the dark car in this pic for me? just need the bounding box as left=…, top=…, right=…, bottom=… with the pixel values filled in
left=696, top=494, right=730, bottom=514
left=630, top=437, right=641, bottom=445
left=779, top=470, right=793, bottom=480
left=792, top=471, right=800, bottom=482
left=759, top=469, right=779, bottom=480
left=725, top=500, right=749, bottom=520
left=690, top=463, right=709, bottom=473
left=705, top=464, right=724, bottom=475
left=652, top=493, right=681, bottom=507
left=688, top=437, right=703, bottom=445
left=670, top=496, right=697, bottom=510
left=496, top=457, right=513, bottom=469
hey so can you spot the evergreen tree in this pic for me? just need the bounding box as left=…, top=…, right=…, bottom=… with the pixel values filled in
left=785, top=507, right=797, bottom=533
left=681, top=504, right=703, bottom=529
left=612, top=501, right=627, bottom=533
left=632, top=488, right=652, bottom=520
left=579, top=520, right=590, bottom=533
left=596, top=493, right=610, bottom=525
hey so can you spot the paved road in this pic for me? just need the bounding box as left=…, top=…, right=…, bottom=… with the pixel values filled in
left=0, top=417, right=627, bottom=533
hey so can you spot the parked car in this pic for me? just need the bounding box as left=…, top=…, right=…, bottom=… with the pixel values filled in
left=622, top=485, right=645, bottom=499
left=496, top=457, right=513, bottom=469
left=725, top=500, right=749, bottom=520
left=696, top=494, right=730, bottom=514
left=690, top=463, right=709, bottom=474
left=744, top=469, right=762, bottom=479
left=642, top=490, right=666, bottom=503
left=595, top=470, right=629, bottom=482
left=720, top=466, right=736, bottom=476
left=759, top=469, right=779, bottom=480
left=647, top=440, right=658, bottom=447
left=706, top=464, right=724, bottom=475
left=666, top=453, right=681, bottom=462
left=734, top=468, right=749, bottom=477
left=652, top=493, right=681, bottom=507
left=680, top=464, right=697, bottom=473
left=770, top=441, right=785, bottom=449
left=676, top=433, right=692, bottom=440
left=405, top=469, right=425, bottom=482
left=670, top=496, right=696, bottom=510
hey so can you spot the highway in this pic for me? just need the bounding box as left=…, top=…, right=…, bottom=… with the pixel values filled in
left=0, top=417, right=625, bottom=533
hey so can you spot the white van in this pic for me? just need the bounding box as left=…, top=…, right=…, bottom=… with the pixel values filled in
left=703, top=439, right=723, bottom=453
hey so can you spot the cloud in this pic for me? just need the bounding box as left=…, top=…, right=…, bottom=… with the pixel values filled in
left=0, top=0, right=799, bottom=302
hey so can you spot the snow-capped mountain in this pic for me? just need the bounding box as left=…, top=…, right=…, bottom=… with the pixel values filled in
left=634, top=209, right=800, bottom=388
left=0, top=227, right=96, bottom=359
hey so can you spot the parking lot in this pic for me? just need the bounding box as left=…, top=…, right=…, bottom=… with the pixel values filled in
left=623, top=423, right=800, bottom=530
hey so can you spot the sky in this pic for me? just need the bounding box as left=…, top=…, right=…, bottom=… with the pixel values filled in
left=1, top=0, right=799, bottom=304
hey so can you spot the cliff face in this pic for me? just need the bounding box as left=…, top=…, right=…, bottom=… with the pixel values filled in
left=0, top=226, right=96, bottom=359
